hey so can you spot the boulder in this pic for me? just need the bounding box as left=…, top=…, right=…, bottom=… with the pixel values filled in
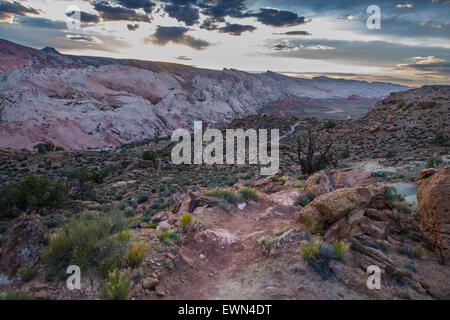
left=0, top=213, right=50, bottom=276
left=416, top=166, right=450, bottom=261
left=308, top=186, right=379, bottom=223
left=152, top=211, right=169, bottom=223
left=329, top=167, right=376, bottom=189
left=302, top=170, right=334, bottom=197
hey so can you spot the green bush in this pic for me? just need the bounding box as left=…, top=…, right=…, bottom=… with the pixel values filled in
left=68, top=166, right=109, bottom=184
left=340, top=151, right=350, bottom=159
left=395, top=101, right=405, bottom=109
left=136, top=192, right=149, bottom=204
left=238, top=187, right=259, bottom=201
left=100, top=270, right=130, bottom=300
left=19, top=265, right=37, bottom=282
left=300, top=242, right=321, bottom=262
left=0, top=290, right=34, bottom=300
left=204, top=188, right=240, bottom=203
left=426, top=157, right=442, bottom=168
left=323, top=120, right=337, bottom=129
left=126, top=241, right=147, bottom=268
left=35, top=142, right=56, bottom=154
left=333, top=241, right=348, bottom=260
left=0, top=176, right=69, bottom=218
left=295, top=192, right=315, bottom=206
left=180, top=213, right=193, bottom=228
left=384, top=186, right=399, bottom=201
left=142, top=150, right=157, bottom=161
left=42, top=209, right=129, bottom=274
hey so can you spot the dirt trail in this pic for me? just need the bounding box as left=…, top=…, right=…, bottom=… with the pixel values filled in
left=154, top=192, right=368, bottom=300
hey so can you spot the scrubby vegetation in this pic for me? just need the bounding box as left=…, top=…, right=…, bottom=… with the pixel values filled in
left=100, top=270, right=130, bottom=300
left=295, top=192, right=315, bottom=207
left=41, top=208, right=129, bottom=277
left=0, top=176, right=68, bottom=218
left=237, top=187, right=259, bottom=201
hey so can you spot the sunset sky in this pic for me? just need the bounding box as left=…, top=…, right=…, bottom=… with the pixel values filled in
left=0, top=0, right=449, bottom=85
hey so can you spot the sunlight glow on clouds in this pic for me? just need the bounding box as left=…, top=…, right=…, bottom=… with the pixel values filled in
left=0, top=0, right=448, bottom=85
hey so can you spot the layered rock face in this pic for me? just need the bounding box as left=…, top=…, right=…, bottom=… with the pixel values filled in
left=0, top=39, right=408, bottom=150
left=417, top=166, right=450, bottom=261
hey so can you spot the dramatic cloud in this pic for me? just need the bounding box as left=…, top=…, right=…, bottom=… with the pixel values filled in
left=214, top=23, right=256, bottom=35
left=93, top=1, right=152, bottom=22
left=164, top=3, right=199, bottom=26
left=395, top=56, right=450, bottom=77
left=117, top=0, right=155, bottom=11
left=127, top=23, right=139, bottom=30
left=273, top=30, right=311, bottom=36
left=144, top=26, right=211, bottom=50
left=200, top=0, right=248, bottom=22
left=0, top=1, right=40, bottom=22
left=65, top=34, right=101, bottom=43
left=250, top=8, right=309, bottom=27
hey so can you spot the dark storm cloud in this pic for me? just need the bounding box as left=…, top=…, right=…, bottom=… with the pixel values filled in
left=144, top=25, right=211, bottom=50
left=0, top=0, right=40, bottom=21
left=249, top=8, right=309, bottom=27
left=127, top=23, right=139, bottom=30
left=65, top=11, right=101, bottom=24
left=200, top=0, right=248, bottom=22
left=273, top=30, right=311, bottom=36
left=164, top=3, right=200, bottom=26
left=216, top=23, right=256, bottom=35
left=93, top=1, right=152, bottom=22
left=116, top=0, right=155, bottom=11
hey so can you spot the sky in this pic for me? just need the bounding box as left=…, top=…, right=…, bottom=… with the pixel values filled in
left=0, top=0, right=449, bottom=85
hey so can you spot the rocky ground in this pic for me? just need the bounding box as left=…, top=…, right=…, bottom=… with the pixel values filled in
left=0, top=86, right=448, bottom=300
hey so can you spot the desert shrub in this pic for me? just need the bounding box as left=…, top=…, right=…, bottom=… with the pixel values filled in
left=278, top=177, right=286, bottom=183
left=397, top=244, right=423, bottom=259
left=126, top=241, right=147, bottom=268
left=295, top=192, right=315, bottom=206
left=116, top=229, right=131, bottom=243
left=142, top=150, right=157, bottom=161
left=100, top=270, right=130, bottom=300
left=42, top=209, right=128, bottom=275
left=304, top=216, right=323, bottom=234
left=180, top=213, right=193, bottom=228
left=333, top=241, right=349, bottom=260
left=204, top=188, right=240, bottom=203
left=384, top=186, right=399, bottom=201
left=68, top=166, right=110, bottom=184
left=238, top=187, right=259, bottom=201
left=340, top=151, right=350, bottom=159
left=301, top=242, right=321, bottom=262
left=294, top=180, right=305, bottom=188
left=385, top=151, right=394, bottom=159
left=395, top=101, right=405, bottom=109
left=136, top=192, right=149, bottom=204
left=0, top=176, right=69, bottom=218
left=19, top=265, right=37, bottom=282
left=404, top=262, right=417, bottom=273
left=323, top=120, right=337, bottom=129
left=0, top=290, right=34, bottom=300
left=426, top=157, right=442, bottom=168
left=35, top=142, right=56, bottom=154
left=372, top=171, right=387, bottom=178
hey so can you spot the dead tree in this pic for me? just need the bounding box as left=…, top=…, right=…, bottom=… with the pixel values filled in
left=286, top=129, right=336, bottom=174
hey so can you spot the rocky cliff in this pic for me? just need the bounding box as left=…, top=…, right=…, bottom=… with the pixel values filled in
left=0, top=39, right=408, bottom=150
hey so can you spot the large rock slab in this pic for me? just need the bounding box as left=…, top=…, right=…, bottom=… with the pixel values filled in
left=416, top=166, right=450, bottom=261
